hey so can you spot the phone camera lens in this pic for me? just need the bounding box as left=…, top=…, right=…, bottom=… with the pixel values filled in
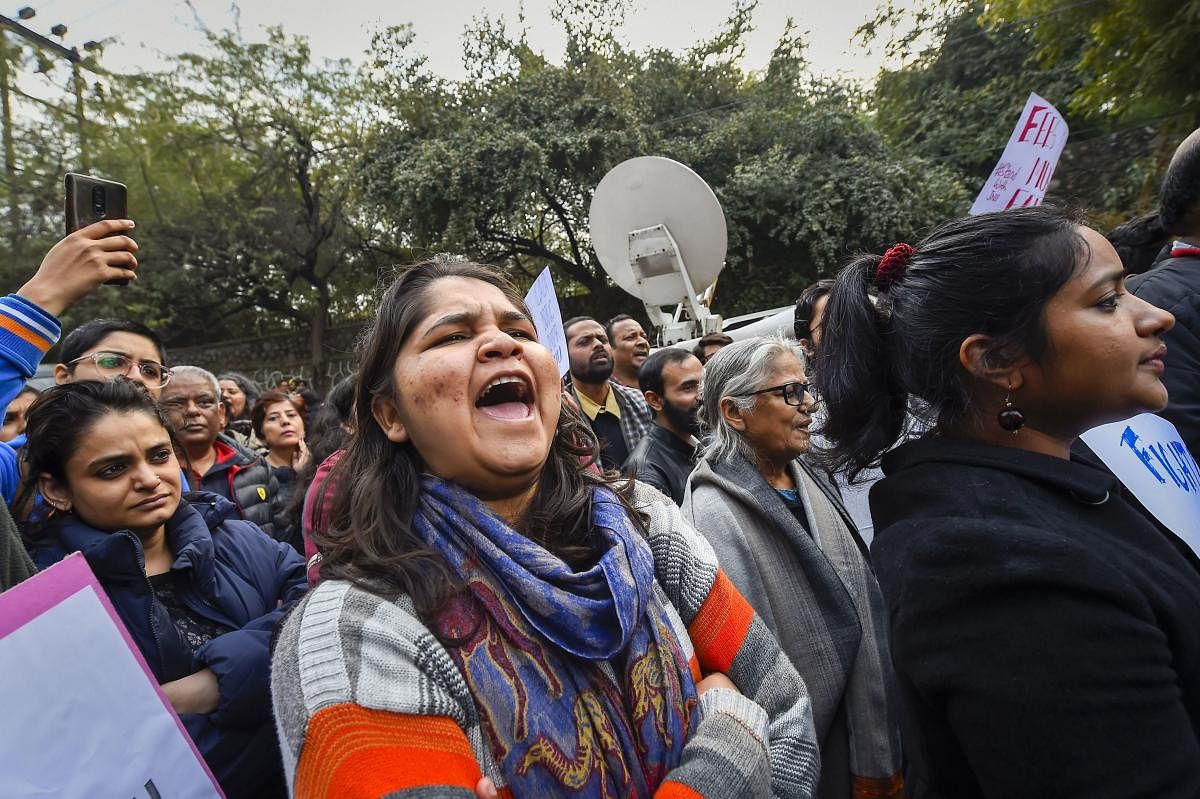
left=91, top=185, right=106, bottom=216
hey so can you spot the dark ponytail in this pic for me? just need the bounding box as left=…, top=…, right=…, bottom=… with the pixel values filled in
left=814, top=206, right=1087, bottom=479
left=812, top=253, right=911, bottom=480
left=1107, top=212, right=1167, bottom=274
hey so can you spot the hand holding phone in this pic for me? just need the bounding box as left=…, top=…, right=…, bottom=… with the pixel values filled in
left=64, top=172, right=133, bottom=286
left=18, top=219, right=138, bottom=316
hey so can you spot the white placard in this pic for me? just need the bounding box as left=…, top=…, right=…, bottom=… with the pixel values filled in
left=0, top=555, right=222, bottom=798
left=1081, top=413, right=1200, bottom=557
left=969, top=92, right=1069, bottom=215
left=524, top=266, right=570, bottom=377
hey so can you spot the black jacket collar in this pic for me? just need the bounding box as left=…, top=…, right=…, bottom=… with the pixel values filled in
left=882, top=435, right=1119, bottom=506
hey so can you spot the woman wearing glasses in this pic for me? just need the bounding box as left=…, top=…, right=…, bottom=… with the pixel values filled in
left=54, top=318, right=172, bottom=397
left=682, top=335, right=904, bottom=799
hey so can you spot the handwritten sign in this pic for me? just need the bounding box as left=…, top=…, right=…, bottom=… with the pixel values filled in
left=0, top=554, right=223, bottom=798
left=524, top=266, right=570, bottom=377
left=969, top=92, right=1069, bottom=215
left=1081, top=413, right=1200, bottom=558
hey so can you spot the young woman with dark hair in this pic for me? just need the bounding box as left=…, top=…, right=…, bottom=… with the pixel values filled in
left=251, top=389, right=310, bottom=497
left=270, top=258, right=820, bottom=799
left=814, top=206, right=1200, bottom=798
left=19, top=379, right=307, bottom=798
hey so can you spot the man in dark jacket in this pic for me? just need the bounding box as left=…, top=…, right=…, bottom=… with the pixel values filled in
left=161, top=366, right=290, bottom=544
left=1128, top=126, right=1200, bottom=455
left=623, top=348, right=703, bottom=504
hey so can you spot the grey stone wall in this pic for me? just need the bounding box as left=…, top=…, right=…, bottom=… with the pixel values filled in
left=167, top=322, right=367, bottom=392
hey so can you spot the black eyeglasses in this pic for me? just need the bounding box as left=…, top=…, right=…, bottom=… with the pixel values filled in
left=735, top=381, right=809, bottom=406
left=67, top=352, right=173, bottom=388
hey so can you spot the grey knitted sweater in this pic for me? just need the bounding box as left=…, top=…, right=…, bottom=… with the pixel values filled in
left=270, top=483, right=819, bottom=798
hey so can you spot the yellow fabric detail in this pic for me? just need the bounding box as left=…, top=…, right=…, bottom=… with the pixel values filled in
left=575, top=385, right=621, bottom=422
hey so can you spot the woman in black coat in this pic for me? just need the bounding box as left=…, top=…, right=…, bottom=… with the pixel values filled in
left=814, top=206, right=1200, bottom=798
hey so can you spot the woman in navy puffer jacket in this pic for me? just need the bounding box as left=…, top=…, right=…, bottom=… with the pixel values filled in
left=19, top=379, right=307, bottom=799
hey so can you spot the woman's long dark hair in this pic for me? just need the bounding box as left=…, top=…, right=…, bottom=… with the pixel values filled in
left=314, top=257, right=637, bottom=621
left=813, top=206, right=1087, bottom=479
left=16, top=379, right=174, bottom=539
left=285, top=375, right=354, bottom=527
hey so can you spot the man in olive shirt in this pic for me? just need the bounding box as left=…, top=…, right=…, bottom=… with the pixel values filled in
left=563, top=316, right=652, bottom=470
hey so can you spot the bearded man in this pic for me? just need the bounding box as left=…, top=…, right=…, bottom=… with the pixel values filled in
left=622, top=348, right=703, bottom=504
left=563, top=316, right=652, bottom=470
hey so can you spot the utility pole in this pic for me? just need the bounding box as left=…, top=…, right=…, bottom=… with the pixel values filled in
left=0, top=12, right=89, bottom=244
left=0, top=31, right=17, bottom=249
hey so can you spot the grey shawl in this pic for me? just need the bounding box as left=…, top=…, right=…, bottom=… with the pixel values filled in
left=682, top=452, right=903, bottom=797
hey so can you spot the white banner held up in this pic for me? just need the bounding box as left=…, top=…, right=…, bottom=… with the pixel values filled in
left=969, top=92, right=1069, bottom=215
left=524, top=266, right=570, bottom=377
left=1080, top=413, right=1200, bottom=558
left=0, top=554, right=223, bottom=798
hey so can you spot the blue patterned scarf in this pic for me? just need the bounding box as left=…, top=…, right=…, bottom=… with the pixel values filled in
left=414, top=477, right=700, bottom=798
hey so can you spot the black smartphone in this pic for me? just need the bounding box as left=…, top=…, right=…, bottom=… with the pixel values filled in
left=65, top=172, right=130, bottom=286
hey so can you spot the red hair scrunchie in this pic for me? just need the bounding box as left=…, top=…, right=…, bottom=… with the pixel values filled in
left=874, top=243, right=915, bottom=291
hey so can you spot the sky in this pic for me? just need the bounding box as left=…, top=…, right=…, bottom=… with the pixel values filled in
left=3, top=0, right=910, bottom=84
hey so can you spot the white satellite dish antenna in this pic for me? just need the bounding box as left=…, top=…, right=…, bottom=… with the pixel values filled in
left=589, top=156, right=727, bottom=344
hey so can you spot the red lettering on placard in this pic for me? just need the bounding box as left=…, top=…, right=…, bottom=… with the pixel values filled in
left=1017, top=105, right=1060, bottom=149
left=1024, top=158, right=1052, bottom=191
left=1005, top=188, right=1039, bottom=209
left=1036, top=115, right=1056, bottom=147
left=1018, top=105, right=1048, bottom=142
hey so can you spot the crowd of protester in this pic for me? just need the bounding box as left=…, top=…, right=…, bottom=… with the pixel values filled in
left=0, top=126, right=1198, bottom=799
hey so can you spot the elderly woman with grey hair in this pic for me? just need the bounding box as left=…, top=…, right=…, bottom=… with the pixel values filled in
left=682, top=334, right=904, bottom=799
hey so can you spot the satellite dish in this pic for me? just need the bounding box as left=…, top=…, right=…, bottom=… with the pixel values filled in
left=589, top=157, right=727, bottom=342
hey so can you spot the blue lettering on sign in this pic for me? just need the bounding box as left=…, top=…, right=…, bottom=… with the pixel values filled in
left=1171, top=441, right=1200, bottom=492
left=1120, top=426, right=1200, bottom=493
left=1121, top=426, right=1165, bottom=484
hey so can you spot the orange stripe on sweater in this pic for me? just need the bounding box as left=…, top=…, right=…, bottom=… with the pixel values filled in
left=654, top=780, right=706, bottom=799
left=295, top=705, right=482, bottom=798
left=688, top=570, right=754, bottom=675
left=0, top=315, right=51, bottom=350
left=853, top=772, right=905, bottom=799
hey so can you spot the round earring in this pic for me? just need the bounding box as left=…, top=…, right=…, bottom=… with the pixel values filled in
left=997, top=394, right=1025, bottom=434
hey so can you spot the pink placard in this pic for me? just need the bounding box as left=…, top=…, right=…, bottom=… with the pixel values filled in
left=0, top=553, right=223, bottom=797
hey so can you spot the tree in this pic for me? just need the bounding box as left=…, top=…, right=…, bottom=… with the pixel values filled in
left=983, top=0, right=1200, bottom=135
left=360, top=0, right=969, bottom=322
left=74, top=28, right=387, bottom=382
left=860, top=0, right=1176, bottom=227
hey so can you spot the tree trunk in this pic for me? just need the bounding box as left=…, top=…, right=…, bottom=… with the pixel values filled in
left=310, top=286, right=330, bottom=392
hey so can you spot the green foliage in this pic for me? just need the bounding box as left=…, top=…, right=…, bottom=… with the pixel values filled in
left=859, top=1, right=1082, bottom=182
left=983, top=0, right=1200, bottom=133
left=1, top=0, right=1183, bottom=369
left=862, top=0, right=1181, bottom=225
left=360, top=0, right=969, bottom=317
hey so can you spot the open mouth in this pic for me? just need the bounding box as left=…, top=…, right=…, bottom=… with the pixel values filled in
left=475, top=375, right=534, bottom=421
